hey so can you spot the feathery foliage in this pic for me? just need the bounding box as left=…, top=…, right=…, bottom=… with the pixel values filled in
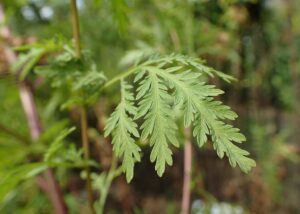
left=104, top=80, right=141, bottom=182
left=104, top=54, right=256, bottom=181
left=135, top=68, right=179, bottom=176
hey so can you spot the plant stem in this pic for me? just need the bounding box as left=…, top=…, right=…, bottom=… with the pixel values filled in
left=19, top=82, right=68, bottom=214
left=80, top=107, right=95, bottom=214
left=98, top=156, right=121, bottom=214
left=103, top=66, right=138, bottom=89
left=19, top=83, right=43, bottom=140
left=181, top=1, right=194, bottom=213
left=69, top=1, right=95, bottom=212
left=70, top=0, right=81, bottom=59
left=181, top=128, right=192, bottom=214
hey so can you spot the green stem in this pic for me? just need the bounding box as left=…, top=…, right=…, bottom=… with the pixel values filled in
left=80, top=107, right=95, bottom=214
left=70, top=0, right=81, bottom=59
left=98, top=156, right=121, bottom=214
left=103, top=66, right=139, bottom=89
left=70, top=0, right=95, bottom=213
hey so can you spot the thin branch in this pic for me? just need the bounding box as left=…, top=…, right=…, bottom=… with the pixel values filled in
left=80, top=107, right=95, bottom=213
left=181, top=128, right=192, bottom=214
left=98, top=156, right=122, bottom=214
left=19, top=82, right=68, bottom=214
left=19, top=83, right=42, bottom=140
left=70, top=0, right=81, bottom=59
left=181, top=2, right=194, bottom=213
left=69, top=1, right=95, bottom=213
left=103, top=66, right=138, bottom=89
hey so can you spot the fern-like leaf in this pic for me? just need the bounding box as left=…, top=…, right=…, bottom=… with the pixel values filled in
left=135, top=68, right=179, bottom=176
left=141, top=59, right=255, bottom=173
left=105, top=54, right=255, bottom=181
left=104, top=80, right=141, bottom=182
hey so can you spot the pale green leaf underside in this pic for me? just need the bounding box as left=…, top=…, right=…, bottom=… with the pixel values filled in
left=104, top=54, right=255, bottom=182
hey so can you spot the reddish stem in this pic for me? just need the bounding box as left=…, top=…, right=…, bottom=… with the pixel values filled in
left=19, top=82, right=68, bottom=214
left=181, top=128, right=192, bottom=214
left=19, top=83, right=42, bottom=140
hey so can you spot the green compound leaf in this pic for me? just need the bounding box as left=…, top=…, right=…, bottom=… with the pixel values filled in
left=105, top=54, right=255, bottom=181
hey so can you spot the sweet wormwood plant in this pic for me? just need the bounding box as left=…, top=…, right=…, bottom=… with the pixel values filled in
left=104, top=54, right=256, bottom=182
left=2, top=1, right=256, bottom=212
left=32, top=47, right=256, bottom=182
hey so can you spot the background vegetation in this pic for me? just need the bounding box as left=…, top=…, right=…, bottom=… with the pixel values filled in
left=0, top=0, right=299, bottom=213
